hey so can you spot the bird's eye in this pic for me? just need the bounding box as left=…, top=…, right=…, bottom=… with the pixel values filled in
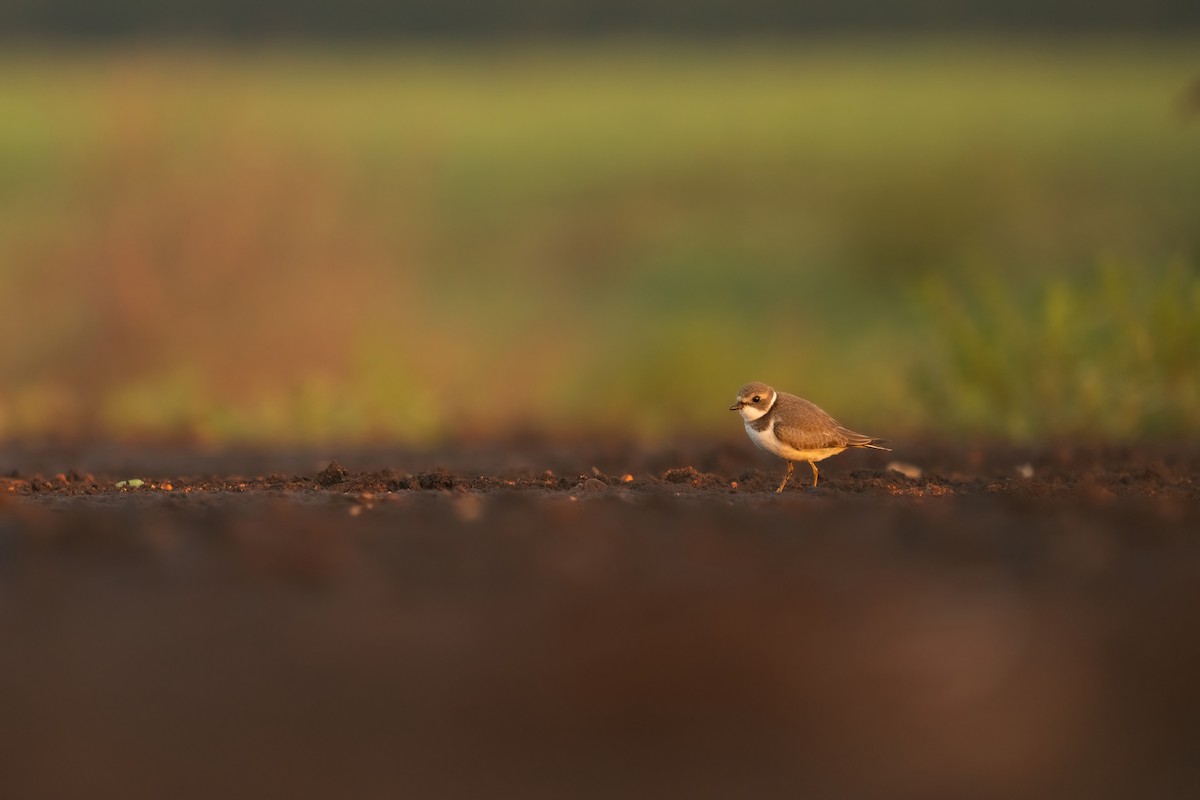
left=752, top=395, right=761, bottom=403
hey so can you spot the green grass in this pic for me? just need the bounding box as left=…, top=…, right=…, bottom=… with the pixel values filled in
left=0, top=41, right=1197, bottom=443
left=914, top=260, right=1200, bottom=440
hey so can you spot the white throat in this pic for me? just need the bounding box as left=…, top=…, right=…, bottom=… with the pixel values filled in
left=738, top=389, right=777, bottom=422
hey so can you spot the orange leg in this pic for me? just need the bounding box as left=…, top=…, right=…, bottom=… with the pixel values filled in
left=775, top=461, right=794, bottom=493
left=809, top=460, right=819, bottom=486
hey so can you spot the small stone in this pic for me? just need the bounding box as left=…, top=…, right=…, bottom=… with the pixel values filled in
left=887, top=461, right=923, bottom=480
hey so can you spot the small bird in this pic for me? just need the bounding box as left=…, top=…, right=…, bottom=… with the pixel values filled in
left=730, top=381, right=890, bottom=492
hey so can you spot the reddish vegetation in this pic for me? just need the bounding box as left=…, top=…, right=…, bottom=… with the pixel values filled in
left=1, top=442, right=1198, bottom=799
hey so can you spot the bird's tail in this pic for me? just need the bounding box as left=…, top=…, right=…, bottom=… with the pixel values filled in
left=841, top=429, right=892, bottom=452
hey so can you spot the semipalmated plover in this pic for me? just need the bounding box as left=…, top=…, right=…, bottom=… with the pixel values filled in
left=730, top=382, right=890, bottom=492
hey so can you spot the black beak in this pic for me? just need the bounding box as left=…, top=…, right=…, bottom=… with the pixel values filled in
left=729, top=401, right=743, bottom=411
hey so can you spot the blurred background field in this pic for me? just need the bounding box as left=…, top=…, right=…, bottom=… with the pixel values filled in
left=1, top=40, right=1197, bottom=445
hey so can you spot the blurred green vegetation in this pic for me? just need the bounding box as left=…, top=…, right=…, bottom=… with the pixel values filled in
left=915, top=260, right=1200, bottom=440
left=0, top=41, right=1197, bottom=444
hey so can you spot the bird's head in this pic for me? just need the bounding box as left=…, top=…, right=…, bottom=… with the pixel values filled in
left=729, top=382, right=776, bottom=421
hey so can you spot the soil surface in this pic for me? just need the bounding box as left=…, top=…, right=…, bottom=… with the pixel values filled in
left=2, top=440, right=1199, bottom=800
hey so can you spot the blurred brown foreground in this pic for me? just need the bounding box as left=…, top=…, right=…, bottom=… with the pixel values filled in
left=1, top=441, right=1198, bottom=799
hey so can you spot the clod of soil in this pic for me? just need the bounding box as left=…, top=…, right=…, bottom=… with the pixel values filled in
left=316, top=460, right=349, bottom=486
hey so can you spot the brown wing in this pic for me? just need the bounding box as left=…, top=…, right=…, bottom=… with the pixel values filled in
left=774, top=393, right=890, bottom=451
left=773, top=393, right=854, bottom=450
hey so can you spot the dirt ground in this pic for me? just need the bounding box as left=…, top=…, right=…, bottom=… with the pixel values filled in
left=2, top=439, right=1199, bottom=799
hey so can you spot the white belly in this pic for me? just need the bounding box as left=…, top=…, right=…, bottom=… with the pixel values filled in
left=745, top=419, right=846, bottom=463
